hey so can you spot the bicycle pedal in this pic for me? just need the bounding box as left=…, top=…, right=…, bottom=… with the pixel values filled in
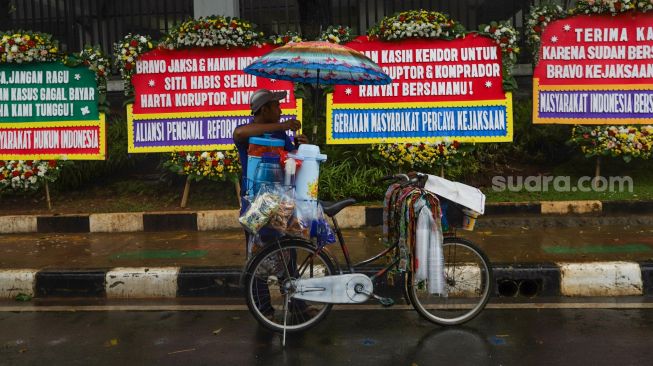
left=378, top=297, right=395, bottom=307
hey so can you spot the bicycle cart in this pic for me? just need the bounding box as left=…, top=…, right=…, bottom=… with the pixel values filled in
left=242, top=173, right=492, bottom=343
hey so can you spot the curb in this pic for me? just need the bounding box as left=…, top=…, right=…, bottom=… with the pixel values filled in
left=1, top=262, right=651, bottom=300
left=2, top=200, right=653, bottom=234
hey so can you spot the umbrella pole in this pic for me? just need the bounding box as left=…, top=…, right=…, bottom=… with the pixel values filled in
left=312, top=69, right=320, bottom=144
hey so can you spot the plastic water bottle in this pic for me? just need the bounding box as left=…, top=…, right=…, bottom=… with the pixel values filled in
left=252, top=153, right=283, bottom=196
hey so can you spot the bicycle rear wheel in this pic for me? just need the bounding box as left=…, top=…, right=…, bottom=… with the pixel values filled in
left=243, top=238, right=336, bottom=333
left=407, top=237, right=492, bottom=326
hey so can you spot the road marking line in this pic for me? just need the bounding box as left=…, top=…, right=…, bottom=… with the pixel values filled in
left=0, top=302, right=652, bottom=312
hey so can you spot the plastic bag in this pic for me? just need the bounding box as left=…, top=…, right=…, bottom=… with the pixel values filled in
left=239, top=184, right=282, bottom=233
left=311, top=204, right=336, bottom=245
left=246, top=233, right=265, bottom=258
left=267, top=187, right=295, bottom=233
left=288, top=200, right=316, bottom=239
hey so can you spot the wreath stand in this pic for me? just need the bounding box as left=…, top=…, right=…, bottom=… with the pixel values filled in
left=44, top=181, right=53, bottom=210
left=180, top=176, right=192, bottom=208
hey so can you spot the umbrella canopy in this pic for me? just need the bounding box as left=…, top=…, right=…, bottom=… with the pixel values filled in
left=244, top=41, right=391, bottom=85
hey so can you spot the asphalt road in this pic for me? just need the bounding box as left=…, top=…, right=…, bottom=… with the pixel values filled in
left=0, top=304, right=652, bottom=365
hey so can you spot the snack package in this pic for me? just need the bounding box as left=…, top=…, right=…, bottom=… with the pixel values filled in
left=239, top=184, right=282, bottom=234
left=267, top=187, right=295, bottom=232
left=291, top=200, right=317, bottom=239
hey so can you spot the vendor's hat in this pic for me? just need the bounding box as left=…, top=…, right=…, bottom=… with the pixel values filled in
left=250, top=89, right=287, bottom=115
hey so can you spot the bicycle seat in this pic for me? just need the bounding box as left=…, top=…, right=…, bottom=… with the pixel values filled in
left=320, top=198, right=356, bottom=217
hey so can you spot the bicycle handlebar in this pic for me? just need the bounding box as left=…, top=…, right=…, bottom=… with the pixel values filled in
left=376, top=172, right=428, bottom=188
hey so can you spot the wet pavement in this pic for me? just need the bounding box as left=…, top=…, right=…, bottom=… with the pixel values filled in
left=1, top=223, right=653, bottom=269
left=0, top=306, right=651, bottom=365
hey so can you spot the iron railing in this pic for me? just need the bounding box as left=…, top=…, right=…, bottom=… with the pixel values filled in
left=240, top=0, right=570, bottom=62
left=5, top=0, right=193, bottom=55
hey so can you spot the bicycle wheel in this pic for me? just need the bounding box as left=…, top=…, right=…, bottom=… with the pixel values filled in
left=243, top=238, right=336, bottom=333
left=407, top=237, right=492, bottom=326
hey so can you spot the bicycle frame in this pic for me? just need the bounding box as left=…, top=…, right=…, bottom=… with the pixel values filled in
left=330, top=214, right=401, bottom=282
left=312, top=206, right=460, bottom=286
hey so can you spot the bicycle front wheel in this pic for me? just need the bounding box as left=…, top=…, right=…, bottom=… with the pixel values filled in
left=243, top=238, right=336, bottom=333
left=407, top=237, right=492, bottom=326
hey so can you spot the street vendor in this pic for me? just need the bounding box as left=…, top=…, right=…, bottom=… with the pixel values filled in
left=233, top=88, right=309, bottom=189
left=233, top=89, right=315, bottom=320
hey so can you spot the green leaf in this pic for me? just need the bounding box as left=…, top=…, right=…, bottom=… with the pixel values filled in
left=15, top=293, right=32, bottom=302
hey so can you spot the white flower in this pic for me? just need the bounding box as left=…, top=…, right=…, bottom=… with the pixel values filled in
left=10, top=45, right=18, bottom=52
left=217, top=152, right=225, bottom=159
left=139, top=36, right=147, bottom=43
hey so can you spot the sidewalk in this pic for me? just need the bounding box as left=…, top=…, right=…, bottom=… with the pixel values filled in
left=2, top=199, right=653, bottom=234
left=0, top=225, right=652, bottom=300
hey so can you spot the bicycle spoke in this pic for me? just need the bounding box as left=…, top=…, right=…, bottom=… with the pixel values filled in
left=246, top=242, right=334, bottom=333
left=408, top=240, right=491, bottom=326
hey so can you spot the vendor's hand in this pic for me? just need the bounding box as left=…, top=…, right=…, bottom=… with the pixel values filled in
left=295, top=133, right=309, bottom=145
left=283, top=119, right=301, bottom=131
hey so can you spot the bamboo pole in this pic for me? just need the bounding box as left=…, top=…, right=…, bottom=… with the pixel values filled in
left=180, top=176, right=191, bottom=208
left=44, top=181, right=52, bottom=210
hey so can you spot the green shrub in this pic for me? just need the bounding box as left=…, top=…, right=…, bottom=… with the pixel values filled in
left=319, top=146, right=392, bottom=202
left=54, top=115, right=137, bottom=190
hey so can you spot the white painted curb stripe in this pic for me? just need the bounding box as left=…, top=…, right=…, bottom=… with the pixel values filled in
left=105, top=267, right=179, bottom=298
left=559, top=262, right=643, bottom=297
left=89, top=212, right=144, bottom=232
left=336, top=206, right=367, bottom=228
left=541, top=201, right=602, bottom=215
left=0, top=269, right=38, bottom=298
left=0, top=216, right=38, bottom=234
left=197, top=210, right=240, bottom=231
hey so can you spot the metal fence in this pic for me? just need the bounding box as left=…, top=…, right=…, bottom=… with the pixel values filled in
left=4, top=0, right=193, bottom=55
left=240, top=0, right=569, bottom=62
left=3, top=0, right=570, bottom=62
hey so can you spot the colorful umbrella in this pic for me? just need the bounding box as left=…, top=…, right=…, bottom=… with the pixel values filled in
left=243, top=41, right=392, bottom=86
left=244, top=41, right=391, bottom=141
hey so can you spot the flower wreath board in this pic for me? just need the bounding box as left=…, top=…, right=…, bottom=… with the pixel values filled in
left=122, top=17, right=302, bottom=154
left=0, top=32, right=107, bottom=160
left=0, top=31, right=108, bottom=207
left=531, top=2, right=653, bottom=124
left=326, top=10, right=518, bottom=144
left=119, top=17, right=302, bottom=206
left=529, top=2, right=653, bottom=167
